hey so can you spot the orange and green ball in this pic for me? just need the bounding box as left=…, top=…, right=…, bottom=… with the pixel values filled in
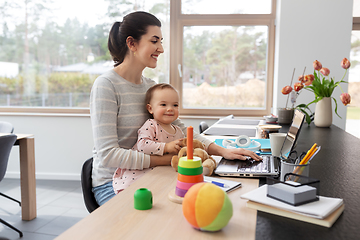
left=182, top=182, right=233, bottom=232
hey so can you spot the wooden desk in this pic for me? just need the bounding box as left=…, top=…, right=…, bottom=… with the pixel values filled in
left=56, top=166, right=259, bottom=240
left=1, top=133, right=36, bottom=221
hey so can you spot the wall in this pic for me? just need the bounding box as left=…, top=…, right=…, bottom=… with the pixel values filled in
left=273, top=0, right=353, bottom=129
left=2, top=114, right=217, bottom=180
left=2, top=0, right=354, bottom=180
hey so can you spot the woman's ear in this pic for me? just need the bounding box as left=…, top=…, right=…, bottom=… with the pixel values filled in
left=146, top=104, right=153, bottom=114
left=126, top=36, right=137, bottom=52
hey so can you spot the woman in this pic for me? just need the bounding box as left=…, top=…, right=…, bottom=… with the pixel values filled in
left=90, top=11, right=261, bottom=206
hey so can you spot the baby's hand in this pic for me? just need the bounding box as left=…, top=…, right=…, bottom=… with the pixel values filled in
left=164, top=139, right=183, bottom=155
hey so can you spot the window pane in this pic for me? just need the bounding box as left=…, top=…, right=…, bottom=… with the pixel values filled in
left=182, top=26, right=268, bottom=110
left=0, top=0, right=169, bottom=109
left=182, top=0, right=272, bottom=14
left=354, top=0, right=360, bottom=17
left=346, top=30, right=360, bottom=135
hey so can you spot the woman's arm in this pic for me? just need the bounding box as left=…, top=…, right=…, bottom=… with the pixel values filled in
left=90, top=77, right=150, bottom=170
left=172, top=118, right=262, bottom=161
left=207, top=142, right=262, bottom=161
left=149, top=154, right=173, bottom=167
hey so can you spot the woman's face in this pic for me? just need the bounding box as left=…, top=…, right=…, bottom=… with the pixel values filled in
left=135, top=26, right=164, bottom=69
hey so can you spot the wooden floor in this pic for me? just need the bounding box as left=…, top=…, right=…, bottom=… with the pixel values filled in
left=0, top=178, right=88, bottom=240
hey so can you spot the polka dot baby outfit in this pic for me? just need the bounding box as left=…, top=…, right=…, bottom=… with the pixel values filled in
left=113, top=119, right=184, bottom=194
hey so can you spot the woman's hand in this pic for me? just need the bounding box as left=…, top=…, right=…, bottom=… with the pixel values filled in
left=221, top=148, right=262, bottom=161
left=207, top=142, right=262, bottom=161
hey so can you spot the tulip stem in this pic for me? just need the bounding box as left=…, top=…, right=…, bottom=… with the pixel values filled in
left=339, top=84, right=344, bottom=93
left=340, top=69, right=348, bottom=82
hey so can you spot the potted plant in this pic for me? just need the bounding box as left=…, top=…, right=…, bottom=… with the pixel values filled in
left=282, top=58, right=352, bottom=127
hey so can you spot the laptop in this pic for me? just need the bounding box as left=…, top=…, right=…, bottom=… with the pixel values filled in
left=214, top=109, right=306, bottom=178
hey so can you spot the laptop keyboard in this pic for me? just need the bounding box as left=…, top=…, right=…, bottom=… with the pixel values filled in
left=237, top=155, right=272, bottom=173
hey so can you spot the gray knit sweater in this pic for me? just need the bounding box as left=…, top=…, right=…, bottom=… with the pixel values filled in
left=90, top=70, right=212, bottom=187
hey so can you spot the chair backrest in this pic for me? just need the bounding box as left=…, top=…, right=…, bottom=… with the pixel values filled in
left=0, top=134, right=17, bottom=181
left=199, top=121, right=209, bottom=134
left=0, top=121, right=14, bottom=133
left=81, top=157, right=100, bottom=213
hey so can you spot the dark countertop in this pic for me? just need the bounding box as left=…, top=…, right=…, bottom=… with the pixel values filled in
left=256, top=123, right=360, bottom=240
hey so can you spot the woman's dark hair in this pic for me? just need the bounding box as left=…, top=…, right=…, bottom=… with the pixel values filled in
left=108, top=11, right=162, bottom=67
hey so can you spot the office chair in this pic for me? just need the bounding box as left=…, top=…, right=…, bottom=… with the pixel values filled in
left=81, top=157, right=100, bottom=213
left=199, top=121, right=209, bottom=134
left=0, top=121, right=14, bottom=133
left=0, top=134, right=23, bottom=238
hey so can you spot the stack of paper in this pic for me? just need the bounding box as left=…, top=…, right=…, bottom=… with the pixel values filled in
left=241, top=185, right=344, bottom=227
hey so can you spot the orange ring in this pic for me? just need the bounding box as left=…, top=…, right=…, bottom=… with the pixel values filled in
left=177, top=173, right=204, bottom=183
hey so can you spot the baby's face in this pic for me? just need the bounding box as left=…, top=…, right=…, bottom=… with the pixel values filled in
left=147, top=88, right=179, bottom=125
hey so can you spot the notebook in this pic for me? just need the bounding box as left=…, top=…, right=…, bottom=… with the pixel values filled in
left=241, top=185, right=344, bottom=227
left=214, top=109, right=305, bottom=178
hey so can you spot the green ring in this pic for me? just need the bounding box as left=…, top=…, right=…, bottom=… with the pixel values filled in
left=178, top=166, right=203, bottom=176
left=178, top=156, right=202, bottom=168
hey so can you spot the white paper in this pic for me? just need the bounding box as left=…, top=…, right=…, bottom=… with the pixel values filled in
left=204, top=176, right=242, bottom=193
left=240, top=185, right=343, bottom=219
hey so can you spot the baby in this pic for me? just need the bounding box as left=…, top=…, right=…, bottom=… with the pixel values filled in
left=112, top=83, right=184, bottom=194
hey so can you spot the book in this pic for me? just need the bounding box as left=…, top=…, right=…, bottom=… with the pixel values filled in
left=241, top=185, right=344, bottom=227
left=246, top=200, right=344, bottom=228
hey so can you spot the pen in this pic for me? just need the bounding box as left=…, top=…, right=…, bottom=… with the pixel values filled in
left=307, top=146, right=321, bottom=163
left=210, top=181, right=230, bottom=188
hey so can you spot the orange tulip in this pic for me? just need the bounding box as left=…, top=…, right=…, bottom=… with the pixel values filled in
left=340, top=93, right=351, bottom=106
left=341, top=58, right=351, bottom=69
left=298, top=75, right=305, bottom=83
left=313, top=60, right=322, bottom=71
left=294, top=82, right=304, bottom=92
left=320, top=67, right=330, bottom=76
left=304, top=74, right=314, bottom=86
left=281, top=85, right=292, bottom=95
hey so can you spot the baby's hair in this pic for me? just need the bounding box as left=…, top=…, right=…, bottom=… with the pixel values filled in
left=108, top=11, right=161, bottom=67
left=145, top=83, right=178, bottom=105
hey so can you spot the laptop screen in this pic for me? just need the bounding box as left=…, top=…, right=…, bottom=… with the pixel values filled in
left=279, top=109, right=305, bottom=158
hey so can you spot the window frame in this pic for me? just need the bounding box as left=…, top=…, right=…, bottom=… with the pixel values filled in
left=169, top=0, right=276, bottom=117
left=1, top=0, right=276, bottom=116
left=354, top=17, right=360, bottom=30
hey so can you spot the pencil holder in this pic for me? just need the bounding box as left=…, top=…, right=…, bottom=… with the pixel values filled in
left=280, top=160, right=310, bottom=182
left=134, top=188, right=152, bottom=210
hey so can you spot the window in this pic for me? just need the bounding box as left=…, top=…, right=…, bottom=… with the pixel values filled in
left=170, top=0, right=276, bottom=117
left=0, top=0, right=170, bottom=113
left=346, top=0, right=360, bottom=138
left=0, top=0, right=275, bottom=116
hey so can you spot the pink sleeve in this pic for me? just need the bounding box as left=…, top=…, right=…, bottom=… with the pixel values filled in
left=136, top=120, right=165, bottom=155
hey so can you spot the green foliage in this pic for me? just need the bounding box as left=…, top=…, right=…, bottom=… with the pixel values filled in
left=346, top=106, right=360, bottom=120
left=303, top=69, right=349, bottom=119
left=296, top=103, right=314, bottom=125
left=0, top=73, right=97, bottom=95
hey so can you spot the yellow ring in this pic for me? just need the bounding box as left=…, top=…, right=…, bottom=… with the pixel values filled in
left=178, top=156, right=202, bottom=168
